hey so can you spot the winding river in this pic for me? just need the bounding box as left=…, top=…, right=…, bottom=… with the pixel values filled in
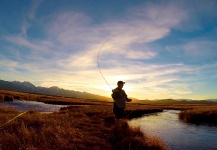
left=129, top=110, right=217, bottom=150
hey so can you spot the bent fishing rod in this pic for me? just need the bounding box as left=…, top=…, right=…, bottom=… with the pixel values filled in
left=97, top=33, right=123, bottom=90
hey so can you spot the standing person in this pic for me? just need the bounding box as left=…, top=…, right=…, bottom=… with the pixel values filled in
left=111, top=81, right=132, bottom=119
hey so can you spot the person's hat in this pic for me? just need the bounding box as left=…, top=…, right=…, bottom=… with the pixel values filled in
left=117, top=81, right=125, bottom=85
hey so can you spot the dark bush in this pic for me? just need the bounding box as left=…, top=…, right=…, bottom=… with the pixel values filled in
left=14, top=95, right=20, bottom=100
left=4, top=95, right=14, bottom=101
left=0, top=94, right=4, bottom=102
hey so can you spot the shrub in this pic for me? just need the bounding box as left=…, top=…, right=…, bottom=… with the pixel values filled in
left=4, top=95, right=14, bottom=101
left=0, top=94, right=4, bottom=102
left=14, top=95, right=20, bottom=100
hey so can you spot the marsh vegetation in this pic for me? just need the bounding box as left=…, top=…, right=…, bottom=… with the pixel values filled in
left=0, top=105, right=168, bottom=150
left=179, top=107, right=217, bottom=125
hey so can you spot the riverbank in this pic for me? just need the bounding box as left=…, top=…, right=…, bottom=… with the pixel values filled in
left=0, top=105, right=167, bottom=150
left=0, top=89, right=112, bottom=105
left=130, top=110, right=217, bottom=150
left=179, top=106, right=217, bottom=125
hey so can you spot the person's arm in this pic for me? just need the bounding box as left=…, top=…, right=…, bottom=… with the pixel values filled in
left=111, top=89, right=119, bottom=99
left=123, top=90, right=132, bottom=102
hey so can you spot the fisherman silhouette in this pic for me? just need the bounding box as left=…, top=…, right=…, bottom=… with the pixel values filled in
left=111, top=81, right=132, bottom=119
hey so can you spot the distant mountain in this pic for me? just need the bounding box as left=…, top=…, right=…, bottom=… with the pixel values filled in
left=0, top=79, right=111, bottom=101
left=206, top=99, right=217, bottom=102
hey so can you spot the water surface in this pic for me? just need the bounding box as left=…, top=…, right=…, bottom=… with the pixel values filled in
left=129, top=110, right=217, bottom=150
left=0, top=100, right=68, bottom=112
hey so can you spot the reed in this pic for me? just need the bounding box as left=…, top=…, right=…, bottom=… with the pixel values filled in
left=0, top=105, right=168, bottom=150
left=112, top=120, right=168, bottom=150
left=179, top=106, right=217, bottom=125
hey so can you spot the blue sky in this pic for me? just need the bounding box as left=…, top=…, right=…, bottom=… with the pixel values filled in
left=0, top=0, right=217, bottom=100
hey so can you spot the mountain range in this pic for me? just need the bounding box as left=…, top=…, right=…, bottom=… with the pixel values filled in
left=1, top=79, right=216, bottom=103
left=0, top=79, right=111, bottom=101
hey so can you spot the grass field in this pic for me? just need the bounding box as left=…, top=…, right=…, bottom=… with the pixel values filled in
left=0, top=89, right=111, bottom=105
left=0, top=105, right=168, bottom=150
left=0, top=89, right=169, bottom=149
left=1, top=89, right=217, bottom=149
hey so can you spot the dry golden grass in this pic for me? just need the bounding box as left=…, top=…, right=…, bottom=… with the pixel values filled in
left=1, top=89, right=217, bottom=149
left=160, top=104, right=217, bottom=110
left=0, top=107, right=19, bottom=126
left=0, top=104, right=168, bottom=150
left=0, top=94, right=15, bottom=102
left=179, top=106, right=217, bottom=125
left=0, top=89, right=112, bottom=105
left=112, top=120, right=167, bottom=150
left=0, top=107, right=112, bottom=149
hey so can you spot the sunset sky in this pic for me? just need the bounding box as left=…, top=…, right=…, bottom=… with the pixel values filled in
left=1, top=0, right=217, bottom=100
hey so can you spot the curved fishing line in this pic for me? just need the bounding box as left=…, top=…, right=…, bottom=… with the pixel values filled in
left=97, top=33, right=123, bottom=90
left=0, top=110, right=28, bottom=128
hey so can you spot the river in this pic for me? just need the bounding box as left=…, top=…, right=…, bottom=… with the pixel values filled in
left=0, top=100, right=68, bottom=112
left=129, top=110, right=217, bottom=150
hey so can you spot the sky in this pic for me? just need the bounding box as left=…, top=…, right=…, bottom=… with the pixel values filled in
left=0, top=0, right=217, bottom=100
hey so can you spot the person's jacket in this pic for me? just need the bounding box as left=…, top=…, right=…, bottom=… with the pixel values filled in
left=111, top=87, right=128, bottom=109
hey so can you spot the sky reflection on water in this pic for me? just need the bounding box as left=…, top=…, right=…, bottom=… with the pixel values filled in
left=129, top=110, right=217, bottom=150
left=0, top=100, right=67, bottom=112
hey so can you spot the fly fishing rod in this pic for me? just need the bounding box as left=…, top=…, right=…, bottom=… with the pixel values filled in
left=97, top=33, right=123, bottom=90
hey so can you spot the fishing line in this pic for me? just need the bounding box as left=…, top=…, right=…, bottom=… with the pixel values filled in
left=97, top=33, right=142, bottom=91
left=97, top=33, right=123, bottom=90
left=0, top=110, right=28, bottom=129
left=97, top=33, right=145, bottom=127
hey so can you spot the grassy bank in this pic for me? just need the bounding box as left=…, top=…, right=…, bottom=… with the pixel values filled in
left=0, top=105, right=167, bottom=150
left=0, top=89, right=112, bottom=105
left=179, top=106, right=217, bottom=125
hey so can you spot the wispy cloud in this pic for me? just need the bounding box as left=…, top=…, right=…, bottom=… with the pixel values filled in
left=4, top=35, right=52, bottom=53
left=28, top=0, right=43, bottom=20
left=42, top=3, right=186, bottom=70
left=20, top=19, right=30, bottom=37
